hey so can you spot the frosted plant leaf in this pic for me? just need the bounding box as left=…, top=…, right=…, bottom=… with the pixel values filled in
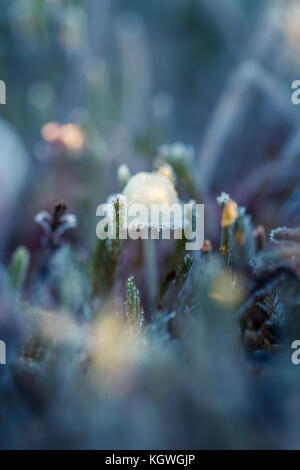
left=175, top=254, right=194, bottom=283
left=115, top=194, right=127, bottom=231
left=105, top=193, right=118, bottom=221
left=34, top=211, right=52, bottom=235
left=125, top=275, right=144, bottom=329
left=105, top=193, right=127, bottom=235
left=270, top=226, right=300, bottom=244
left=158, top=142, right=194, bottom=162
left=35, top=211, right=77, bottom=239
left=35, top=202, right=77, bottom=248
left=54, top=214, right=78, bottom=238
left=217, top=192, right=231, bottom=207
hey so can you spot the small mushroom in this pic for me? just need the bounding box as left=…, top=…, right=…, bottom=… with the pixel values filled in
left=123, top=171, right=182, bottom=229
left=123, top=171, right=184, bottom=312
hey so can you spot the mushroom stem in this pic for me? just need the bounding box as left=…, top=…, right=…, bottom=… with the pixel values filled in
left=143, top=238, right=158, bottom=314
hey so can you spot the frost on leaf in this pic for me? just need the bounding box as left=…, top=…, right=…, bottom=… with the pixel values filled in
left=125, top=275, right=144, bottom=329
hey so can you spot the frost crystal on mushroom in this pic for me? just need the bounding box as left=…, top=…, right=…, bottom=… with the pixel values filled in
left=123, top=171, right=183, bottom=230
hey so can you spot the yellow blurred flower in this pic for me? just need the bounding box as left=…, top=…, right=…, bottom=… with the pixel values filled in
left=221, top=200, right=238, bottom=228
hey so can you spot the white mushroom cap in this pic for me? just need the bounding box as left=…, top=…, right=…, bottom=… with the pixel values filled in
left=123, top=171, right=183, bottom=230
left=123, top=172, right=178, bottom=207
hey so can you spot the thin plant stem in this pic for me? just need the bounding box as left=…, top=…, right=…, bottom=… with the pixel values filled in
left=143, top=238, right=158, bottom=315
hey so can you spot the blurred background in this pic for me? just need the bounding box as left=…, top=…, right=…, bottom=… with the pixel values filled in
left=1, top=0, right=300, bottom=259
left=1, top=0, right=300, bottom=450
